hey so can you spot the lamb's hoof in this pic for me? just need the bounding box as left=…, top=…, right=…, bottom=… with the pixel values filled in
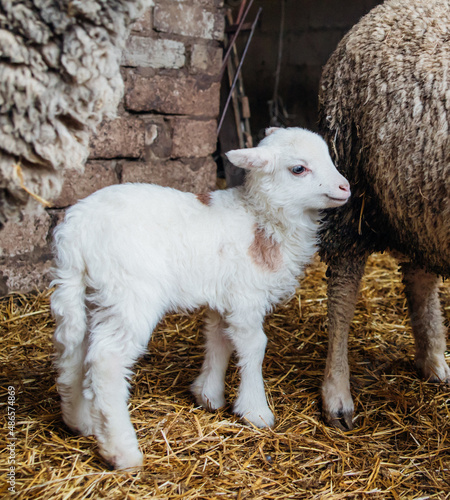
left=323, top=408, right=354, bottom=431
left=62, top=418, right=94, bottom=437
left=233, top=403, right=275, bottom=428
left=101, top=446, right=144, bottom=471
left=191, top=379, right=226, bottom=411
left=61, top=398, right=95, bottom=436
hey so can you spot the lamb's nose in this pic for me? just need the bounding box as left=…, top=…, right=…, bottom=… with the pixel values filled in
left=339, top=181, right=351, bottom=195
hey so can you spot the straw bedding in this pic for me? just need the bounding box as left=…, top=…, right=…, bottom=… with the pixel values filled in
left=1, top=253, right=449, bottom=499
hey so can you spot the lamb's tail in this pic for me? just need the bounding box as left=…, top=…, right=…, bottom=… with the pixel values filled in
left=50, top=219, right=87, bottom=363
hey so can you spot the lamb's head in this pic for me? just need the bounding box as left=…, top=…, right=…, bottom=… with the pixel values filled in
left=226, top=127, right=350, bottom=215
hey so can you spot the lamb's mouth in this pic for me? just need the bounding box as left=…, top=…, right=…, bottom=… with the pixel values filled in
left=326, top=195, right=350, bottom=203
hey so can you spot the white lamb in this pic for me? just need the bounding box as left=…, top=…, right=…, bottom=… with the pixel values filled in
left=51, top=127, right=350, bottom=470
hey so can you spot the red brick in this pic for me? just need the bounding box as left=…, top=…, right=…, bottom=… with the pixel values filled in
left=130, top=5, right=154, bottom=35
left=154, top=3, right=224, bottom=41
left=89, top=115, right=145, bottom=159
left=142, top=116, right=173, bottom=160
left=54, top=161, right=119, bottom=207
left=125, top=71, right=220, bottom=117
left=0, top=249, right=53, bottom=294
left=122, top=36, right=185, bottom=69
left=171, top=118, right=217, bottom=158
left=0, top=209, right=51, bottom=257
left=190, top=43, right=222, bottom=75
left=121, top=157, right=217, bottom=192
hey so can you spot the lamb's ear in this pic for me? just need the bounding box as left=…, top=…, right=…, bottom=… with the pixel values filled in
left=265, top=127, right=281, bottom=136
left=225, top=147, right=273, bottom=170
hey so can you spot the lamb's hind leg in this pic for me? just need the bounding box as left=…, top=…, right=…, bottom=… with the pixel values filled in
left=51, top=283, right=94, bottom=436
left=54, top=335, right=93, bottom=436
left=84, top=310, right=156, bottom=470
left=322, top=254, right=367, bottom=430
left=402, top=263, right=450, bottom=383
left=191, top=309, right=234, bottom=411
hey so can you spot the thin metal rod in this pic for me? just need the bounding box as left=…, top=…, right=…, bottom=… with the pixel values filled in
left=217, top=6, right=262, bottom=137
left=219, top=0, right=254, bottom=80
left=271, top=0, right=285, bottom=123
left=235, top=0, right=248, bottom=24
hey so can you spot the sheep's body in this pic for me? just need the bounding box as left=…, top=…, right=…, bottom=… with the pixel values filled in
left=0, top=0, right=151, bottom=224
left=318, top=0, right=450, bottom=429
left=51, top=127, right=350, bottom=469
left=55, top=183, right=309, bottom=317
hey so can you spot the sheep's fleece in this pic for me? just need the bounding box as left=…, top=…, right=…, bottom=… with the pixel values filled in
left=0, top=0, right=152, bottom=225
left=319, top=0, right=450, bottom=277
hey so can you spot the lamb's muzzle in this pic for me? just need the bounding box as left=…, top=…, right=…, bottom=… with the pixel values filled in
left=327, top=183, right=351, bottom=205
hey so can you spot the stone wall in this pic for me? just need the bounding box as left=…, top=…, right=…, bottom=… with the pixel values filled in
left=0, top=0, right=224, bottom=295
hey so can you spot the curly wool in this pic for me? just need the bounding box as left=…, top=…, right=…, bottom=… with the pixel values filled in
left=318, top=0, right=450, bottom=277
left=0, top=0, right=152, bottom=224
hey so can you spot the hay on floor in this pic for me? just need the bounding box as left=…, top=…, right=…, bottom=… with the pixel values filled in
left=1, top=253, right=449, bottom=499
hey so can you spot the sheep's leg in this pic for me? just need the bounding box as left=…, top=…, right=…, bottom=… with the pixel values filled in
left=54, top=336, right=93, bottom=436
left=226, top=310, right=274, bottom=428
left=191, top=309, right=234, bottom=410
left=52, top=283, right=94, bottom=436
left=84, top=313, right=154, bottom=470
left=402, top=263, right=450, bottom=383
left=322, top=255, right=367, bottom=430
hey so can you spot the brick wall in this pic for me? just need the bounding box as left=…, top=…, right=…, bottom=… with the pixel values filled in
left=0, top=0, right=224, bottom=294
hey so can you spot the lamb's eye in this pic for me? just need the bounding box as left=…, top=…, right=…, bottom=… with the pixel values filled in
left=291, top=165, right=306, bottom=175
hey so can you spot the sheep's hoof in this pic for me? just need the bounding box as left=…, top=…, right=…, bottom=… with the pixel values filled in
left=323, top=409, right=354, bottom=431
left=321, top=383, right=354, bottom=430
left=416, top=357, right=450, bottom=384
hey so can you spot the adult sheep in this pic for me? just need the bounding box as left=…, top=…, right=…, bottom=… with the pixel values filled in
left=318, top=0, right=450, bottom=430
left=0, top=0, right=151, bottom=225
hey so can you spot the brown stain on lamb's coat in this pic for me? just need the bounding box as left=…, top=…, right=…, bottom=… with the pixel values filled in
left=249, top=226, right=283, bottom=272
left=196, top=192, right=212, bottom=206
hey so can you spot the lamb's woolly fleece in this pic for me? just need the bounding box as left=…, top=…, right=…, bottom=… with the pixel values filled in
left=319, top=0, right=450, bottom=277
left=50, top=127, right=350, bottom=469
left=0, top=0, right=152, bottom=225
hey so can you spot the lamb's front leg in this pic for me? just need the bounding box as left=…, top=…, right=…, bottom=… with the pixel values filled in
left=402, top=263, right=450, bottom=383
left=191, top=309, right=234, bottom=410
left=226, top=310, right=274, bottom=428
